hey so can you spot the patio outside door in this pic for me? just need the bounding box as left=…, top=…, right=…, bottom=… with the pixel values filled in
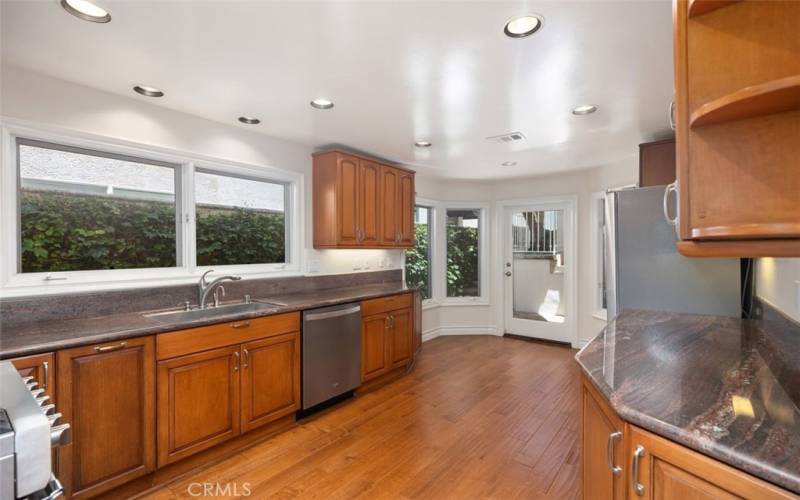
left=503, top=201, right=575, bottom=344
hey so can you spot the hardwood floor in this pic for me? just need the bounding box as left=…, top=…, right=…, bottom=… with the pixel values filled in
left=140, top=335, right=581, bottom=499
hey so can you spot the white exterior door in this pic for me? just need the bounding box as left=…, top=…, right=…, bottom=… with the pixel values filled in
left=503, top=200, right=575, bottom=344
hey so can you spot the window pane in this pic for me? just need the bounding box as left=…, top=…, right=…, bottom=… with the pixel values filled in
left=195, top=170, right=286, bottom=266
left=446, top=209, right=480, bottom=297
left=18, top=140, right=178, bottom=273
left=405, top=206, right=432, bottom=299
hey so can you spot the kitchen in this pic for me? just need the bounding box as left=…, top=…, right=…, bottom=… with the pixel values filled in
left=0, top=0, right=798, bottom=499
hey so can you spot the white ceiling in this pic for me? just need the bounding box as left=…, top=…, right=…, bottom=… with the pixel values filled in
left=1, top=0, right=674, bottom=179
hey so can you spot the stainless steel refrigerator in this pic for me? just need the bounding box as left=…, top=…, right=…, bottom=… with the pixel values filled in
left=604, top=185, right=741, bottom=319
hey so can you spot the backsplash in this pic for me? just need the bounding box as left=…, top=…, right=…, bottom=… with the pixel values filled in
left=0, top=270, right=401, bottom=327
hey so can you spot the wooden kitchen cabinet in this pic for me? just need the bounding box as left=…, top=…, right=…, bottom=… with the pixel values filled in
left=57, top=337, right=155, bottom=498
left=314, top=149, right=415, bottom=249
left=581, top=375, right=625, bottom=500
left=627, top=425, right=794, bottom=499
left=361, top=314, right=390, bottom=381
left=156, top=312, right=301, bottom=466
left=10, top=352, right=55, bottom=403
left=672, top=0, right=800, bottom=257
left=361, top=293, right=414, bottom=382
left=240, top=331, right=300, bottom=433
left=157, top=345, right=241, bottom=467
left=638, top=138, right=676, bottom=187
left=388, top=308, right=413, bottom=368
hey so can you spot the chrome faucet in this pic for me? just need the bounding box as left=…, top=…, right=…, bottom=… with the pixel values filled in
left=198, top=270, right=241, bottom=309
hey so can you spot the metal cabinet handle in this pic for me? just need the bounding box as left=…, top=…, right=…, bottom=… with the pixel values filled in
left=232, top=321, right=251, bottom=329
left=242, top=348, right=249, bottom=369
left=42, top=361, right=49, bottom=391
left=669, top=101, right=676, bottom=130
left=233, top=351, right=240, bottom=371
left=662, top=182, right=679, bottom=231
left=607, top=431, right=622, bottom=476
left=94, top=341, right=128, bottom=352
left=632, top=445, right=645, bottom=496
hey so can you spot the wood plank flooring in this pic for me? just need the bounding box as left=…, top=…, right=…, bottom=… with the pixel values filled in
left=140, top=335, right=581, bottom=500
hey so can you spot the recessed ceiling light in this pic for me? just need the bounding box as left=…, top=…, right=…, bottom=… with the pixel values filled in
left=133, top=85, right=164, bottom=98
left=414, top=141, right=432, bottom=148
left=504, top=15, right=544, bottom=38
left=572, top=104, right=598, bottom=115
left=310, top=98, right=334, bottom=110
left=238, top=116, right=261, bottom=125
left=502, top=161, right=517, bottom=167
left=60, top=0, right=111, bottom=23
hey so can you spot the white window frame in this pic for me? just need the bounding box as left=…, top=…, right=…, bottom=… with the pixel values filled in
left=0, top=119, right=304, bottom=297
left=590, top=191, right=608, bottom=320
left=440, top=201, right=490, bottom=306
left=404, top=197, right=438, bottom=307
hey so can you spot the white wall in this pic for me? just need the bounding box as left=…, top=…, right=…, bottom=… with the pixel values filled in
left=0, top=65, right=405, bottom=284
left=756, top=258, right=800, bottom=322
left=417, top=156, right=638, bottom=347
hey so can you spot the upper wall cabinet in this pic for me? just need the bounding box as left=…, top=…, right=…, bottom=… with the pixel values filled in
left=313, top=150, right=415, bottom=249
left=672, top=0, right=800, bottom=257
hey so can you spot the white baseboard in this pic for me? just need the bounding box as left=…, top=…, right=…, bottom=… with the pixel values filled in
left=422, top=325, right=500, bottom=343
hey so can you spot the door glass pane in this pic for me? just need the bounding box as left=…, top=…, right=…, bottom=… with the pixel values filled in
left=512, top=209, right=566, bottom=322
left=447, top=209, right=480, bottom=297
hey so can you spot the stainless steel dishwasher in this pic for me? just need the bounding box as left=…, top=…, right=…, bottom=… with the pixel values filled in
left=302, top=302, right=362, bottom=410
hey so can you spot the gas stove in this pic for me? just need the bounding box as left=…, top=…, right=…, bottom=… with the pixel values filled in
left=0, top=361, right=69, bottom=500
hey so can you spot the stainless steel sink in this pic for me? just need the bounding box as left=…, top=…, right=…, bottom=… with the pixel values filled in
left=144, top=302, right=279, bottom=325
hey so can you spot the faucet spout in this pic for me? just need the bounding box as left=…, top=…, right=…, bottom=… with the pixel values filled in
left=197, top=270, right=242, bottom=309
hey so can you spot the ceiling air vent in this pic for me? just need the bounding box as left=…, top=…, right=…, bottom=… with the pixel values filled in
left=486, top=131, right=526, bottom=143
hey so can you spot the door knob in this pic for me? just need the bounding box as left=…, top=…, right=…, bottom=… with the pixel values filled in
left=505, top=271, right=512, bottom=277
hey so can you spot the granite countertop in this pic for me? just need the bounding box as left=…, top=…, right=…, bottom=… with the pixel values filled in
left=0, top=282, right=414, bottom=359
left=575, top=309, right=800, bottom=494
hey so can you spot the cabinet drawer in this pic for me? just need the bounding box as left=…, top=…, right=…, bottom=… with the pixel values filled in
left=156, top=312, right=300, bottom=360
left=361, top=293, right=412, bottom=317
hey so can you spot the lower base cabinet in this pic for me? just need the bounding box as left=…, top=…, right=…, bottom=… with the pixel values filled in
left=156, top=316, right=301, bottom=467
left=361, top=293, right=414, bottom=383
left=157, top=345, right=241, bottom=467
left=57, top=337, right=155, bottom=498
left=581, top=374, right=795, bottom=500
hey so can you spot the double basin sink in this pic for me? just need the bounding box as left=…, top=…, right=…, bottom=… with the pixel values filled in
left=144, top=300, right=285, bottom=326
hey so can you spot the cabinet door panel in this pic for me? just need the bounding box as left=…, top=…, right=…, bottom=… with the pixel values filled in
left=241, top=332, right=300, bottom=432
left=362, top=314, right=389, bottom=382
left=57, top=337, right=155, bottom=498
left=11, top=352, right=55, bottom=403
left=157, top=346, right=240, bottom=466
left=628, top=425, right=793, bottom=499
left=359, top=160, right=382, bottom=245
left=389, top=308, right=412, bottom=368
left=337, top=155, right=359, bottom=245
left=582, top=385, right=622, bottom=500
left=381, top=167, right=399, bottom=245
left=398, top=171, right=415, bottom=246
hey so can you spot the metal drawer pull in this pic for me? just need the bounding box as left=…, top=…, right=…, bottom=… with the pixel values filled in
left=42, top=360, right=49, bottom=391
left=231, top=321, right=251, bottom=329
left=669, top=101, right=676, bottom=130
left=607, top=431, right=622, bottom=476
left=305, top=305, right=361, bottom=321
left=242, top=348, right=249, bottom=369
left=94, top=341, right=128, bottom=352
left=233, top=351, right=240, bottom=371
left=632, top=445, right=645, bottom=496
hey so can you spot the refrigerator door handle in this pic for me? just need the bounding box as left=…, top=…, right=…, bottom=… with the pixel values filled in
left=663, top=182, right=679, bottom=234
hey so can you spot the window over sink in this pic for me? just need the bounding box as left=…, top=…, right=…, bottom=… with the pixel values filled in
left=1, top=127, right=302, bottom=294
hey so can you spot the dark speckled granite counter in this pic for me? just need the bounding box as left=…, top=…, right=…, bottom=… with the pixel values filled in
left=0, top=282, right=414, bottom=359
left=576, top=309, right=800, bottom=494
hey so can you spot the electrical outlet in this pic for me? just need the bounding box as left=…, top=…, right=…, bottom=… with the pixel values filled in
left=307, top=259, right=320, bottom=273
left=352, top=259, right=362, bottom=271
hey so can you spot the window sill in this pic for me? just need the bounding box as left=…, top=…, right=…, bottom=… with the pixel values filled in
left=592, top=310, right=608, bottom=321
left=441, top=298, right=490, bottom=307
left=421, top=300, right=440, bottom=310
